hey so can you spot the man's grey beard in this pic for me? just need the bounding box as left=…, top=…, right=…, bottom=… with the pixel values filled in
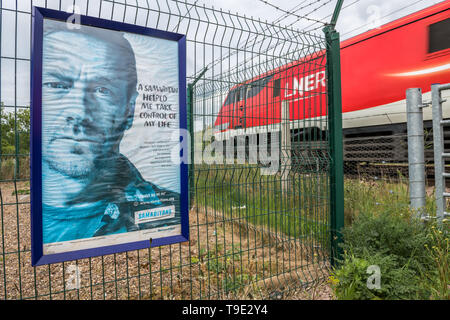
left=44, top=156, right=93, bottom=178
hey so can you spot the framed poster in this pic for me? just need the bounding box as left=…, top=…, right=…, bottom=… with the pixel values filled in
left=30, top=7, right=188, bottom=266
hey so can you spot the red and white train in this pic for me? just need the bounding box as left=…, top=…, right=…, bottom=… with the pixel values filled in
left=213, top=1, right=450, bottom=164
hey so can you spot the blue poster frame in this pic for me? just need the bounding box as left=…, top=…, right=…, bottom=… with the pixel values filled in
left=30, top=6, right=188, bottom=266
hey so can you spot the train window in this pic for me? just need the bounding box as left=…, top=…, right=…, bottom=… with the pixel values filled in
left=273, top=78, right=281, bottom=98
left=235, top=88, right=240, bottom=102
left=239, top=86, right=246, bottom=101
left=223, top=75, right=275, bottom=105
left=261, top=75, right=273, bottom=88
left=246, top=75, right=274, bottom=99
left=224, top=89, right=236, bottom=106
left=247, top=82, right=259, bottom=98
left=248, top=84, right=257, bottom=98
left=428, top=18, right=450, bottom=54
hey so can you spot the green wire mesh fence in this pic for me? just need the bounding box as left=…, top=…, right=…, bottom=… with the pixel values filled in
left=0, top=0, right=339, bottom=300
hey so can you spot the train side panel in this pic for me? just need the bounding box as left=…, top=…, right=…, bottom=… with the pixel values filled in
left=341, top=5, right=450, bottom=127
left=214, top=2, right=450, bottom=141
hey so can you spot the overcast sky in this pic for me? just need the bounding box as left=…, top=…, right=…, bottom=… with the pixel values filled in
left=0, top=0, right=446, bottom=108
left=203, top=0, right=444, bottom=40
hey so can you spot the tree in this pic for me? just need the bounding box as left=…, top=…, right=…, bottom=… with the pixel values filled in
left=1, top=104, right=30, bottom=156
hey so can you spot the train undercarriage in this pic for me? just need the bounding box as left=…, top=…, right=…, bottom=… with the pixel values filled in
left=217, top=119, right=450, bottom=182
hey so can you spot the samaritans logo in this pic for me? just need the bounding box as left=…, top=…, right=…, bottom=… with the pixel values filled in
left=135, top=206, right=175, bottom=224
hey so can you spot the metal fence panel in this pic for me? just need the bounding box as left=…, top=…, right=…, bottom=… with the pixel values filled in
left=0, top=0, right=336, bottom=300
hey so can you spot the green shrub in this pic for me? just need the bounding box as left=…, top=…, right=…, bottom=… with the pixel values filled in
left=330, top=209, right=443, bottom=300
left=340, top=210, right=434, bottom=277
left=420, top=225, right=449, bottom=300
left=330, top=252, right=421, bottom=300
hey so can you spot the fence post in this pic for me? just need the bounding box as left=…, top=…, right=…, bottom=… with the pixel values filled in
left=281, top=100, right=291, bottom=192
left=406, top=88, right=426, bottom=216
left=324, top=24, right=344, bottom=267
left=187, top=68, right=208, bottom=207
left=432, top=83, right=450, bottom=223
left=187, top=84, right=194, bottom=206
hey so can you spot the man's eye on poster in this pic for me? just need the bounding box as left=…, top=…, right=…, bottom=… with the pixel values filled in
left=31, top=9, right=188, bottom=265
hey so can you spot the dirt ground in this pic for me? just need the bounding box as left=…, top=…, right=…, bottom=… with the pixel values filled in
left=0, top=181, right=333, bottom=300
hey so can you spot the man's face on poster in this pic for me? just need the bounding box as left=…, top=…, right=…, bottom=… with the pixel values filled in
left=42, top=28, right=137, bottom=178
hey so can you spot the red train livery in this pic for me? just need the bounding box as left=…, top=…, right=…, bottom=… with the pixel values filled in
left=213, top=1, right=450, bottom=157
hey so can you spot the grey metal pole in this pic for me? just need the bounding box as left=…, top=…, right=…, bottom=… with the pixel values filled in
left=406, top=88, right=426, bottom=215
left=432, top=84, right=445, bottom=221
left=281, top=100, right=291, bottom=192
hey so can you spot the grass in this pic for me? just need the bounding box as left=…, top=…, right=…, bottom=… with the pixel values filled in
left=344, top=174, right=437, bottom=225
left=192, top=163, right=331, bottom=248
left=0, top=156, right=30, bottom=180
left=191, top=165, right=435, bottom=257
left=332, top=174, right=449, bottom=300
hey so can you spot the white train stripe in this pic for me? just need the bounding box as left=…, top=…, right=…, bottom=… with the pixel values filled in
left=213, top=89, right=450, bottom=141
left=389, top=63, right=450, bottom=77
